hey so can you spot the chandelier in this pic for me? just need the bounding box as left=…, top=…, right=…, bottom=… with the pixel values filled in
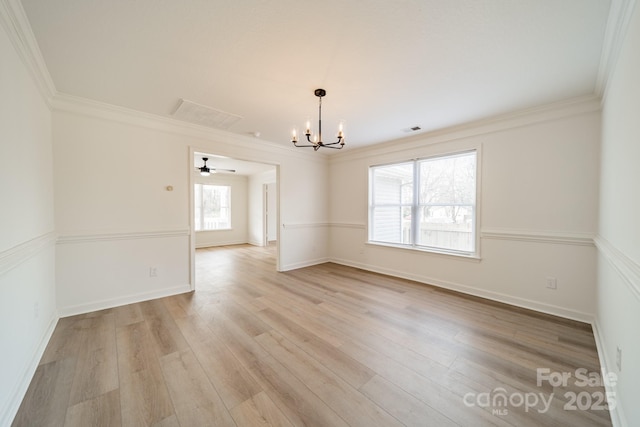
left=291, top=89, right=345, bottom=151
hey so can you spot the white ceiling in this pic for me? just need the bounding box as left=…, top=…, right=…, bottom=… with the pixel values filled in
left=21, top=0, right=612, bottom=151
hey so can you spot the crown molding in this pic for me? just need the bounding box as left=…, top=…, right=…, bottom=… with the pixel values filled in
left=0, top=0, right=56, bottom=104
left=329, top=95, right=601, bottom=164
left=51, top=93, right=328, bottom=165
left=595, top=0, right=638, bottom=100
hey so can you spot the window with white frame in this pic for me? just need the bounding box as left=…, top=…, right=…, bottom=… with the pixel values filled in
left=194, top=184, right=231, bottom=231
left=369, top=150, right=477, bottom=256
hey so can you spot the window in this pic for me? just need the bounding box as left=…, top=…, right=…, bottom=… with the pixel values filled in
left=194, top=184, right=231, bottom=231
left=369, top=150, right=477, bottom=256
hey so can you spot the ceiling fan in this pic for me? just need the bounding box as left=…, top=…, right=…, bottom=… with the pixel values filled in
left=196, top=157, right=236, bottom=176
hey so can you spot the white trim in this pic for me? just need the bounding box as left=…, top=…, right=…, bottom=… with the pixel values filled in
left=56, top=228, right=190, bottom=245
left=195, top=240, right=248, bottom=249
left=58, top=284, right=192, bottom=318
left=591, top=320, right=625, bottom=427
left=365, top=241, right=482, bottom=262
left=0, top=0, right=56, bottom=104
left=0, top=311, right=58, bottom=427
left=594, top=234, right=640, bottom=302
left=596, top=0, right=638, bottom=99
left=52, top=93, right=326, bottom=165
left=0, top=231, right=57, bottom=276
left=481, top=228, right=595, bottom=247
left=329, top=222, right=366, bottom=229
left=282, top=222, right=330, bottom=229
left=280, top=257, right=330, bottom=272
left=330, top=96, right=601, bottom=164
left=328, top=257, right=594, bottom=323
left=328, top=224, right=596, bottom=247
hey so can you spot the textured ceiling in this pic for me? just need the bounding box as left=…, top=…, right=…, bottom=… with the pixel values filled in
left=21, top=0, right=612, bottom=151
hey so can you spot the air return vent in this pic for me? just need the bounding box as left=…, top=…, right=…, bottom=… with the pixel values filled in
left=172, top=99, right=243, bottom=130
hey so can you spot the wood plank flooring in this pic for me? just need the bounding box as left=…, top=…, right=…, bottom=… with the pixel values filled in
left=13, top=244, right=612, bottom=426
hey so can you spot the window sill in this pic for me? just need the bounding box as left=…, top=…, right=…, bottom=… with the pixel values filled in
left=366, top=241, right=481, bottom=262
left=195, top=228, right=233, bottom=232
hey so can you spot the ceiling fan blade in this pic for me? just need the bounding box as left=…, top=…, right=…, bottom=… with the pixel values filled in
left=213, top=168, right=236, bottom=173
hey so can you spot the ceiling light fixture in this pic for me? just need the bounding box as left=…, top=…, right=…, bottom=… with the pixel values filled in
left=196, top=157, right=236, bottom=175
left=199, top=157, right=214, bottom=176
left=291, top=89, right=345, bottom=151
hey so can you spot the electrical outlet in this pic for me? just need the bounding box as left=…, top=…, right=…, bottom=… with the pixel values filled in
left=149, top=267, right=157, bottom=278
left=616, top=346, right=622, bottom=371
left=546, top=277, right=557, bottom=289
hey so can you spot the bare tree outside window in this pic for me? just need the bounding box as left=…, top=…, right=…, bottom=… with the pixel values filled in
left=369, top=151, right=477, bottom=255
left=194, top=184, right=231, bottom=231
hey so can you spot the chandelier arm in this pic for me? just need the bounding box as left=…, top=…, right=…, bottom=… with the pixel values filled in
left=322, top=138, right=344, bottom=146
left=293, top=141, right=318, bottom=148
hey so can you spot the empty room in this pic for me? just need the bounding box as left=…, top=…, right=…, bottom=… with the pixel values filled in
left=1, top=0, right=639, bottom=426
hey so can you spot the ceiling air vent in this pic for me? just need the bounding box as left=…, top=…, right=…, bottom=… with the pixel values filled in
left=172, top=99, right=243, bottom=130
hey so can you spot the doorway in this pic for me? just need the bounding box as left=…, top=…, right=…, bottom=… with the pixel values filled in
left=189, top=150, right=279, bottom=290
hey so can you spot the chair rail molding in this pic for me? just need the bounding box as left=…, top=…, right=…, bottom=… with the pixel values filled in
left=56, top=228, right=190, bottom=245
left=481, top=228, right=595, bottom=246
left=0, top=231, right=57, bottom=276
left=594, top=234, right=640, bottom=302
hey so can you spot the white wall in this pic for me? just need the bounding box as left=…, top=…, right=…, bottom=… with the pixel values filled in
left=52, top=109, right=192, bottom=315
left=248, top=169, right=277, bottom=246
left=329, top=100, right=601, bottom=321
left=194, top=174, right=248, bottom=248
left=0, top=10, right=57, bottom=425
left=596, top=2, right=640, bottom=425
left=52, top=98, right=328, bottom=315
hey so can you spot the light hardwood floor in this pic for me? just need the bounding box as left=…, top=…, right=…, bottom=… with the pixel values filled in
left=13, top=244, right=612, bottom=426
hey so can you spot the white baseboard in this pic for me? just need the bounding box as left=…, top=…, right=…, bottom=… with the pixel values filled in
left=195, top=239, right=248, bottom=249
left=591, top=319, right=625, bottom=427
left=0, top=311, right=58, bottom=427
left=329, top=257, right=594, bottom=323
left=58, top=284, right=192, bottom=317
left=280, top=257, right=330, bottom=272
